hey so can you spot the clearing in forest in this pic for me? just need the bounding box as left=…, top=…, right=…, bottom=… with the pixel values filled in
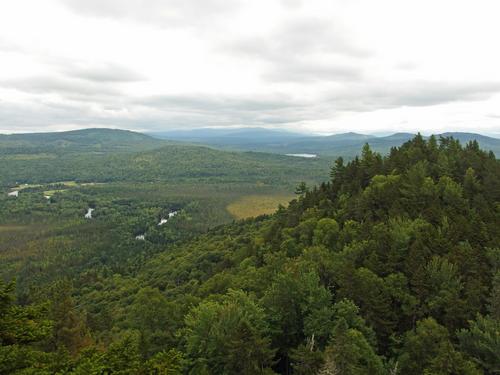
left=226, top=194, right=293, bottom=219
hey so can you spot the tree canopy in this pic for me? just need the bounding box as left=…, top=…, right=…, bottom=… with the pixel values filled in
left=1, top=135, right=499, bottom=374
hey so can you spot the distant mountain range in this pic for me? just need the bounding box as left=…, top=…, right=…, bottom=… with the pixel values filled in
left=1, top=127, right=498, bottom=159
left=149, top=127, right=306, bottom=147
left=149, top=128, right=500, bottom=158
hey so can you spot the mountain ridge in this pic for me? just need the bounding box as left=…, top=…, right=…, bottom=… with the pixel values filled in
left=0, top=128, right=168, bottom=154
left=1, top=127, right=499, bottom=158
left=150, top=128, right=500, bottom=157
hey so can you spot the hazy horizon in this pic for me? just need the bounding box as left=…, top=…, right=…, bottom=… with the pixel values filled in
left=1, top=125, right=500, bottom=139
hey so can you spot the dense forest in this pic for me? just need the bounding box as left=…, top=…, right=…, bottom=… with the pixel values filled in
left=0, top=128, right=168, bottom=155
left=0, top=137, right=329, bottom=188
left=1, top=135, right=499, bottom=374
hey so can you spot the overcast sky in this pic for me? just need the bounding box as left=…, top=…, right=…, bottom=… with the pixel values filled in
left=1, top=0, right=500, bottom=136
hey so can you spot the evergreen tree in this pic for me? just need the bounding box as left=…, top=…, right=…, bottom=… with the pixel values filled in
left=48, top=280, right=92, bottom=356
left=0, top=280, right=55, bottom=373
left=398, top=318, right=480, bottom=375
left=185, top=289, right=275, bottom=374
left=458, top=314, right=500, bottom=374
left=321, top=319, right=385, bottom=375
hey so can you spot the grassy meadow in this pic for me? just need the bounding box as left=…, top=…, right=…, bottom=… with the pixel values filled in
left=226, top=193, right=294, bottom=219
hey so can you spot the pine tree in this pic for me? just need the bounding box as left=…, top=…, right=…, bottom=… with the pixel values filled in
left=48, top=280, right=92, bottom=356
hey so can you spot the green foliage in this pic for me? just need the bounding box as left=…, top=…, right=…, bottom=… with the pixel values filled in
left=261, top=263, right=333, bottom=354
left=0, top=280, right=56, bottom=374
left=332, top=299, right=377, bottom=348
left=458, top=314, right=500, bottom=374
left=0, top=139, right=329, bottom=188
left=184, top=289, right=275, bottom=374
left=398, top=318, right=480, bottom=375
left=0, top=128, right=166, bottom=155
left=103, top=332, right=142, bottom=374
left=129, top=287, right=180, bottom=356
left=321, top=318, right=385, bottom=375
left=47, top=280, right=92, bottom=356
left=0, top=135, right=499, bottom=374
left=290, top=341, right=324, bottom=375
left=144, top=349, right=186, bottom=374
left=313, top=218, right=340, bottom=249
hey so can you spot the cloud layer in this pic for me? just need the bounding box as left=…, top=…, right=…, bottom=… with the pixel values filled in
left=0, top=0, right=499, bottom=135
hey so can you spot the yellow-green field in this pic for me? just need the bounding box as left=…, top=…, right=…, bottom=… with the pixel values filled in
left=226, top=194, right=294, bottom=219
left=9, top=181, right=105, bottom=197
left=14, top=180, right=79, bottom=190
left=43, top=189, right=66, bottom=196
left=0, top=153, right=57, bottom=161
left=0, top=225, right=27, bottom=232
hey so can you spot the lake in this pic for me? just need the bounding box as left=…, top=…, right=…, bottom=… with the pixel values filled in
left=285, top=153, right=317, bottom=158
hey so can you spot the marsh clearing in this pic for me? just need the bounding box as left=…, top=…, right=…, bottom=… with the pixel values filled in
left=226, top=194, right=294, bottom=219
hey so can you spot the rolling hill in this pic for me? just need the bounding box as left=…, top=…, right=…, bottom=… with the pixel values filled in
left=0, top=130, right=330, bottom=188
left=0, top=128, right=168, bottom=154
left=152, top=128, right=500, bottom=157
left=2, top=135, right=498, bottom=373
left=2, top=127, right=498, bottom=189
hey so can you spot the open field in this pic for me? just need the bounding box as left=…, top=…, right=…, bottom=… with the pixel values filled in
left=0, top=225, right=27, bottom=232
left=0, top=153, right=57, bottom=161
left=226, top=193, right=294, bottom=219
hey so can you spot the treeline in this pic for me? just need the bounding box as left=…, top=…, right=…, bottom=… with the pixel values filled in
left=0, top=128, right=166, bottom=156
left=1, top=135, right=499, bottom=374
left=0, top=145, right=329, bottom=188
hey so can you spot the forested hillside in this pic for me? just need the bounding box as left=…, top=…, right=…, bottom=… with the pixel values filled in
left=1, top=136, right=499, bottom=374
left=0, top=128, right=167, bottom=155
left=0, top=138, right=329, bottom=188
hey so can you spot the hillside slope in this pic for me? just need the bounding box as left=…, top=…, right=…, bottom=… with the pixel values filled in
left=2, top=135, right=498, bottom=374
left=0, top=142, right=330, bottom=187
left=129, top=135, right=500, bottom=373
left=0, top=128, right=167, bottom=154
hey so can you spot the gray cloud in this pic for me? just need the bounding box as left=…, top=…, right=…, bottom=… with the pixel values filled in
left=59, top=0, right=242, bottom=29
left=133, top=93, right=314, bottom=128
left=1, top=75, right=120, bottom=98
left=0, top=38, right=23, bottom=53
left=0, top=34, right=145, bottom=84
left=138, top=94, right=302, bottom=112
left=226, top=18, right=371, bottom=60
left=220, top=17, right=370, bottom=84
left=2, top=1, right=499, bottom=134
left=328, top=81, right=500, bottom=111
left=486, top=113, right=500, bottom=119
left=0, top=89, right=313, bottom=133
left=280, top=0, right=303, bottom=8
left=395, top=61, right=418, bottom=70
left=2, top=79, right=500, bottom=133
left=263, top=61, right=363, bottom=82
left=391, top=82, right=500, bottom=107
left=61, top=62, right=145, bottom=83
left=0, top=100, right=91, bottom=131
